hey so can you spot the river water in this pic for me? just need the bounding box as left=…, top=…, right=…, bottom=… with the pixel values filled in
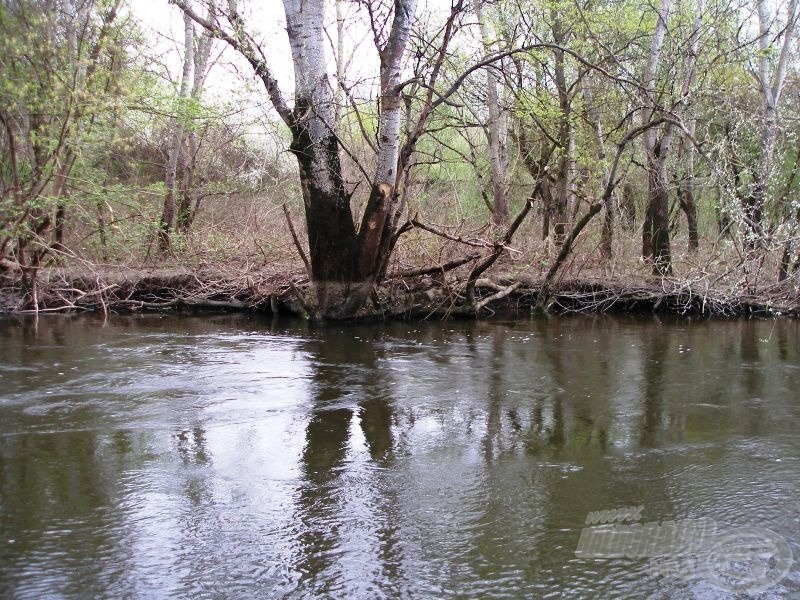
left=0, top=314, right=798, bottom=598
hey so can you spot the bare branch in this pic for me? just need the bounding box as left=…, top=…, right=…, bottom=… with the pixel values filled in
left=171, top=0, right=293, bottom=127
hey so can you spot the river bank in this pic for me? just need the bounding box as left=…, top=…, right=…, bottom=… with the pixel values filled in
left=2, top=262, right=798, bottom=319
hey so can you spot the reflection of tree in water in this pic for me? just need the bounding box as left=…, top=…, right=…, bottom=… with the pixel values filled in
left=639, top=320, right=669, bottom=448
left=0, top=429, right=133, bottom=597
left=292, top=328, right=401, bottom=595
left=175, top=427, right=210, bottom=466
left=522, top=319, right=611, bottom=456
left=482, top=326, right=505, bottom=461
left=174, top=426, right=211, bottom=507
left=740, top=321, right=765, bottom=436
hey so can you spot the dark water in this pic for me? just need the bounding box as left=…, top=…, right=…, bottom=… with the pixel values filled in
left=0, top=314, right=798, bottom=599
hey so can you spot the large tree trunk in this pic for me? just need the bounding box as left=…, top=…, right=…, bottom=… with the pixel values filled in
left=284, top=0, right=357, bottom=307
left=284, top=0, right=417, bottom=316
left=649, top=154, right=672, bottom=274
left=177, top=0, right=417, bottom=318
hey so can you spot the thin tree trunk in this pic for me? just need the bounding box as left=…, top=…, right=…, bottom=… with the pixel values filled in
left=641, top=0, right=674, bottom=273
left=678, top=135, right=699, bottom=251
left=159, top=9, right=194, bottom=252
left=621, top=182, right=636, bottom=229
left=583, top=76, right=612, bottom=259
left=751, top=0, right=797, bottom=239
left=678, top=0, right=703, bottom=252
left=473, top=0, right=509, bottom=226
left=552, top=12, right=572, bottom=246
left=177, top=5, right=214, bottom=234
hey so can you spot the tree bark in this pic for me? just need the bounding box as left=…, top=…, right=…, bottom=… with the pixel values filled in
left=552, top=12, right=574, bottom=246
left=750, top=0, right=798, bottom=240
left=640, top=0, right=674, bottom=274
left=159, top=9, right=194, bottom=252
left=473, top=0, right=509, bottom=226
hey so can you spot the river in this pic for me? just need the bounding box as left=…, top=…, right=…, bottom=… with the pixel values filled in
left=1, top=314, right=798, bottom=598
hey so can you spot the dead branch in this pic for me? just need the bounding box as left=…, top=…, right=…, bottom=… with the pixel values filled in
left=388, top=253, right=481, bottom=278
left=410, top=218, right=492, bottom=248
left=283, top=203, right=311, bottom=277
left=465, top=191, right=538, bottom=307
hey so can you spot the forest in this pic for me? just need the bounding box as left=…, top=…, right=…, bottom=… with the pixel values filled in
left=2, top=0, right=800, bottom=319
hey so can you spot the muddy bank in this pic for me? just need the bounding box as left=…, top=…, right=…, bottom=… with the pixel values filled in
left=1, top=265, right=798, bottom=319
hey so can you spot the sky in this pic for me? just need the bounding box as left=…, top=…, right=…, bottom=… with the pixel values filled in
left=126, top=0, right=408, bottom=106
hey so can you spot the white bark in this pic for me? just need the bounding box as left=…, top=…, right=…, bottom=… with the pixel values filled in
left=642, top=0, right=672, bottom=154
left=472, top=0, right=509, bottom=224
left=334, top=0, right=345, bottom=127
left=283, top=0, right=338, bottom=194
left=755, top=0, right=798, bottom=197
left=161, top=8, right=195, bottom=243
left=374, top=0, right=418, bottom=187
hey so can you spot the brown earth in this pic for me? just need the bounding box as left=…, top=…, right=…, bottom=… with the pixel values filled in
left=2, top=260, right=797, bottom=320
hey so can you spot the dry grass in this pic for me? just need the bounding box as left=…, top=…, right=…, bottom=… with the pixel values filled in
left=8, top=189, right=799, bottom=317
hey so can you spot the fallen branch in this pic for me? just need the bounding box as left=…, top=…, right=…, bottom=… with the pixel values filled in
left=466, top=192, right=537, bottom=306
left=389, top=253, right=481, bottom=278
left=475, top=282, right=521, bottom=311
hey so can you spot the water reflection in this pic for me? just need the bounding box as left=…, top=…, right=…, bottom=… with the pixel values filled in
left=1, top=315, right=799, bottom=597
left=293, top=329, right=400, bottom=596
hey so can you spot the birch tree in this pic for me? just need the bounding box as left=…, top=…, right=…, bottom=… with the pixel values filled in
left=158, top=10, right=194, bottom=252
left=472, top=0, right=510, bottom=225
left=174, top=0, right=425, bottom=317
left=749, top=0, right=798, bottom=237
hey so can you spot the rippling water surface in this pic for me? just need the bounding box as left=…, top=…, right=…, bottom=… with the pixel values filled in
left=0, top=314, right=798, bottom=598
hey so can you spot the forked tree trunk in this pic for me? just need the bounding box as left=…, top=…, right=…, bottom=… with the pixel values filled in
left=750, top=0, right=797, bottom=239
left=178, top=0, right=417, bottom=318
left=285, top=0, right=417, bottom=316
left=177, top=6, right=214, bottom=234
left=159, top=10, right=194, bottom=252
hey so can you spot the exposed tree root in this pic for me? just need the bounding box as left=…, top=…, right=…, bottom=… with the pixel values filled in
left=3, top=265, right=796, bottom=319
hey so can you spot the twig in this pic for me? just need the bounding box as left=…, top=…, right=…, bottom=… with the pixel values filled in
left=388, top=253, right=481, bottom=278
left=410, top=218, right=492, bottom=248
